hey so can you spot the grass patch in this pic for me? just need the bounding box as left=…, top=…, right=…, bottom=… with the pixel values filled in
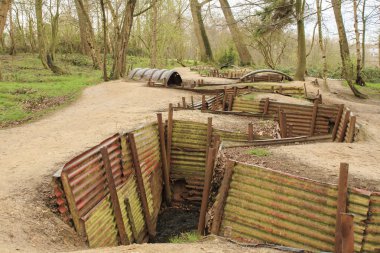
left=246, top=148, right=271, bottom=157
left=241, top=93, right=256, bottom=100
left=168, top=231, right=201, bottom=243
left=0, top=54, right=102, bottom=127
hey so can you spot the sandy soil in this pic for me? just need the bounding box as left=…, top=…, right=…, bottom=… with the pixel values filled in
left=0, top=68, right=379, bottom=252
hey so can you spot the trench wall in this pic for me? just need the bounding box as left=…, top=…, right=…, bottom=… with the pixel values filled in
left=213, top=162, right=380, bottom=252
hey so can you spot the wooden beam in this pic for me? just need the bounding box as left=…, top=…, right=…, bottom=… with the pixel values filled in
left=228, top=94, right=233, bottom=111
left=210, top=160, right=235, bottom=235
left=198, top=147, right=216, bottom=235
left=206, top=117, right=213, bottom=147
left=202, top=95, right=206, bottom=110
left=191, top=96, right=194, bottom=109
left=248, top=123, right=254, bottom=141
left=222, top=87, right=227, bottom=111
left=341, top=213, right=354, bottom=253
left=263, top=98, right=269, bottom=115
left=334, top=163, right=349, bottom=253
left=182, top=97, right=186, bottom=108
left=100, top=147, right=129, bottom=245
left=346, top=116, right=357, bottom=143
left=128, top=133, right=156, bottom=240
left=303, top=83, right=307, bottom=97
left=166, top=104, right=173, bottom=170
left=332, top=105, right=344, bottom=141
left=157, top=113, right=171, bottom=205
left=279, top=109, right=287, bottom=138
left=309, top=100, right=319, bottom=136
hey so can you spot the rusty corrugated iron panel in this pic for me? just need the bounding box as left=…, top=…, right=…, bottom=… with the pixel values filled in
left=219, top=162, right=371, bottom=252
left=52, top=174, right=71, bottom=224
left=131, top=123, right=163, bottom=225
left=361, top=192, right=380, bottom=252
left=128, top=68, right=182, bottom=86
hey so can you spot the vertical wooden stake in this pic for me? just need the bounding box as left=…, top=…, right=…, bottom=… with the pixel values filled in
left=182, top=97, right=186, bottom=108
left=334, top=163, right=349, bottom=253
left=346, top=116, right=357, bottom=143
left=198, top=147, right=216, bottom=235
left=202, top=95, right=206, bottom=110
left=228, top=94, right=234, bottom=111
left=263, top=98, right=270, bottom=115
left=157, top=113, right=171, bottom=205
left=222, top=87, right=227, bottom=111
left=101, top=147, right=129, bottom=245
left=191, top=96, right=194, bottom=109
left=279, top=109, right=287, bottom=138
left=341, top=213, right=354, bottom=253
left=233, top=86, right=238, bottom=97
left=210, top=160, right=235, bottom=235
left=248, top=123, right=254, bottom=141
left=128, top=133, right=156, bottom=240
left=167, top=104, right=173, bottom=168
left=206, top=117, right=213, bottom=148
left=332, top=105, right=344, bottom=141
left=310, top=100, right=319, bottom=136
left=303, top=83, right=308, bottom=97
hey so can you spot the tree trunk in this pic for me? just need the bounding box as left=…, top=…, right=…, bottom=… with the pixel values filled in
left=28, top=16, right=37, bottom=52
left=219, top=0, right=252, bottom=65
left=150, top=0, right=158, bottom=68
left=35, top=0, right=49, bottom=68
left=331, top=0, right=367, bottom=98
left=74, top=0, right=90, bottom=54
left=361, top=0, right=366, bottom=68
left=100, top=0, right=108, bottom=81
left=189, top=0, right=213, bottom=62
left=316, top=0, right=329, bottom=91
left=0, top=0, right=11, bottom=42
left=353, top=0, right=365, bottom=86
left=294, top=0, right=306, bottom=81
left=75, top=0, right=102, bottom=69
left=8, top=2, right=16, bottom=55
left=49, top=0, right=60, bottom=61
left=110, top=0, right=136, bottom=79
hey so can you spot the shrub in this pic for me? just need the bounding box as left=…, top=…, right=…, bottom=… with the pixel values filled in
left=246, top=148, right=270, bottom=157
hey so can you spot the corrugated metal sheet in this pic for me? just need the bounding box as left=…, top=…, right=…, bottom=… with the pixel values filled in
left=170, top=120, right=208, bottom=206
left=128, top=68, right=182, bottom=86
left=218, top=162, right=371, bottom=252
left=362, top=192, right=380, bottom=252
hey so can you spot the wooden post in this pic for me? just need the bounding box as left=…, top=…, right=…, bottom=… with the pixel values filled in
left=206, top=117, right=213, bottom=148
left=222, top=87, right=227, bottom=111
left=182, top=97, right=186, bottom=108
left=191, top=96, right=194, bottom=109
left=271, top=85, right=274, bottom=93
left=334, top=163, right=349, bottom=253
left=100, top=147, right=129, bottom=245
left=210, top=160, right=235, bottom=235
left=332, top=105, right=344, bottom=141
left=279, top=109, right=287, bottom=138
left=124, top=197, right=140, bottom=243
left=303, top=83, right=307, bottom=97
left=228, top=95, right=234, bottom=111
left=263, top=98, right=269, bottom=115
left=341, top=213, right=354, bottom=253
left=338, top=111, right=351, bottom=142
left=157, top=113, right=171, bottom=205
left=128, top=133, right=156, bottom=239
left=202, top=95, right=206, bottom=110
left=346, top=116, right=357, bottom=143
left=167, top=104, right=173, bottom=168
left=233, top=86, right=238, bottom=97
left=310, top=100, right=319, bottom=136
left=198, top=147, right=216, bottom=235
left=248, top=123, right=254, bottom=141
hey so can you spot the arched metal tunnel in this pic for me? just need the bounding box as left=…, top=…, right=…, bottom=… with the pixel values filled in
left=128, top=68, right=183, bottom=86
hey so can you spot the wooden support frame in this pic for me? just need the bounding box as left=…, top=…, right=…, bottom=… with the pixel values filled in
left=191, top=96, right=194, bottom=109
left=334, top=163, right=349, bottom=253
left=100, top=147, right=129, bottom=245
left=222, top=87, right=227, bottom=111
left=228, top=95, right=233, bottom=111
left=202, top=95, right=206, bottom=110
left=198, top=147, right=216, bottom=235
left=332, top=104, right=344, bottom=141
left=278, top=108, right=287, bottom=138
left=248, top=123, right=254, bottom=141
left=310, top=100, right=319, bottom=136
left=166, top=104, right=173, bottom=170
left=206, top=117, right=213, bottom=148
left=182, top=97, right=186, bottom=108
left=128, top=133, right=156, bottom=240
left=210, top=160, right=235, bottom=235
left=263, top=98, right=270, bottom=115
left=346, top=116, right=357, bottom=143
left=233, top=86, right=238, bottom=97
left=341, top=213, right=354, bottom=253
left=303, top=83, right=307, bottom=97
left=157, top=113, right=171, bottom=205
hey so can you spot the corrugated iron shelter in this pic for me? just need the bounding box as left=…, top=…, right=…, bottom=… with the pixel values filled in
left=128, top=68, right=182, bottom=86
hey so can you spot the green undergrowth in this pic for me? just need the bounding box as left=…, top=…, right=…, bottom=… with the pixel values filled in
left=0, top=54, right=102, bottom=127
left=241, top=93, right=256, bottom=100
left=246, top=148, right=271, bottom=157
left=168, top=231, right=201, bottom=243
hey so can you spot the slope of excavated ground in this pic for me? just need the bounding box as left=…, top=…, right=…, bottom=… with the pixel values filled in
left=0, top=68, right=379, bottom=252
